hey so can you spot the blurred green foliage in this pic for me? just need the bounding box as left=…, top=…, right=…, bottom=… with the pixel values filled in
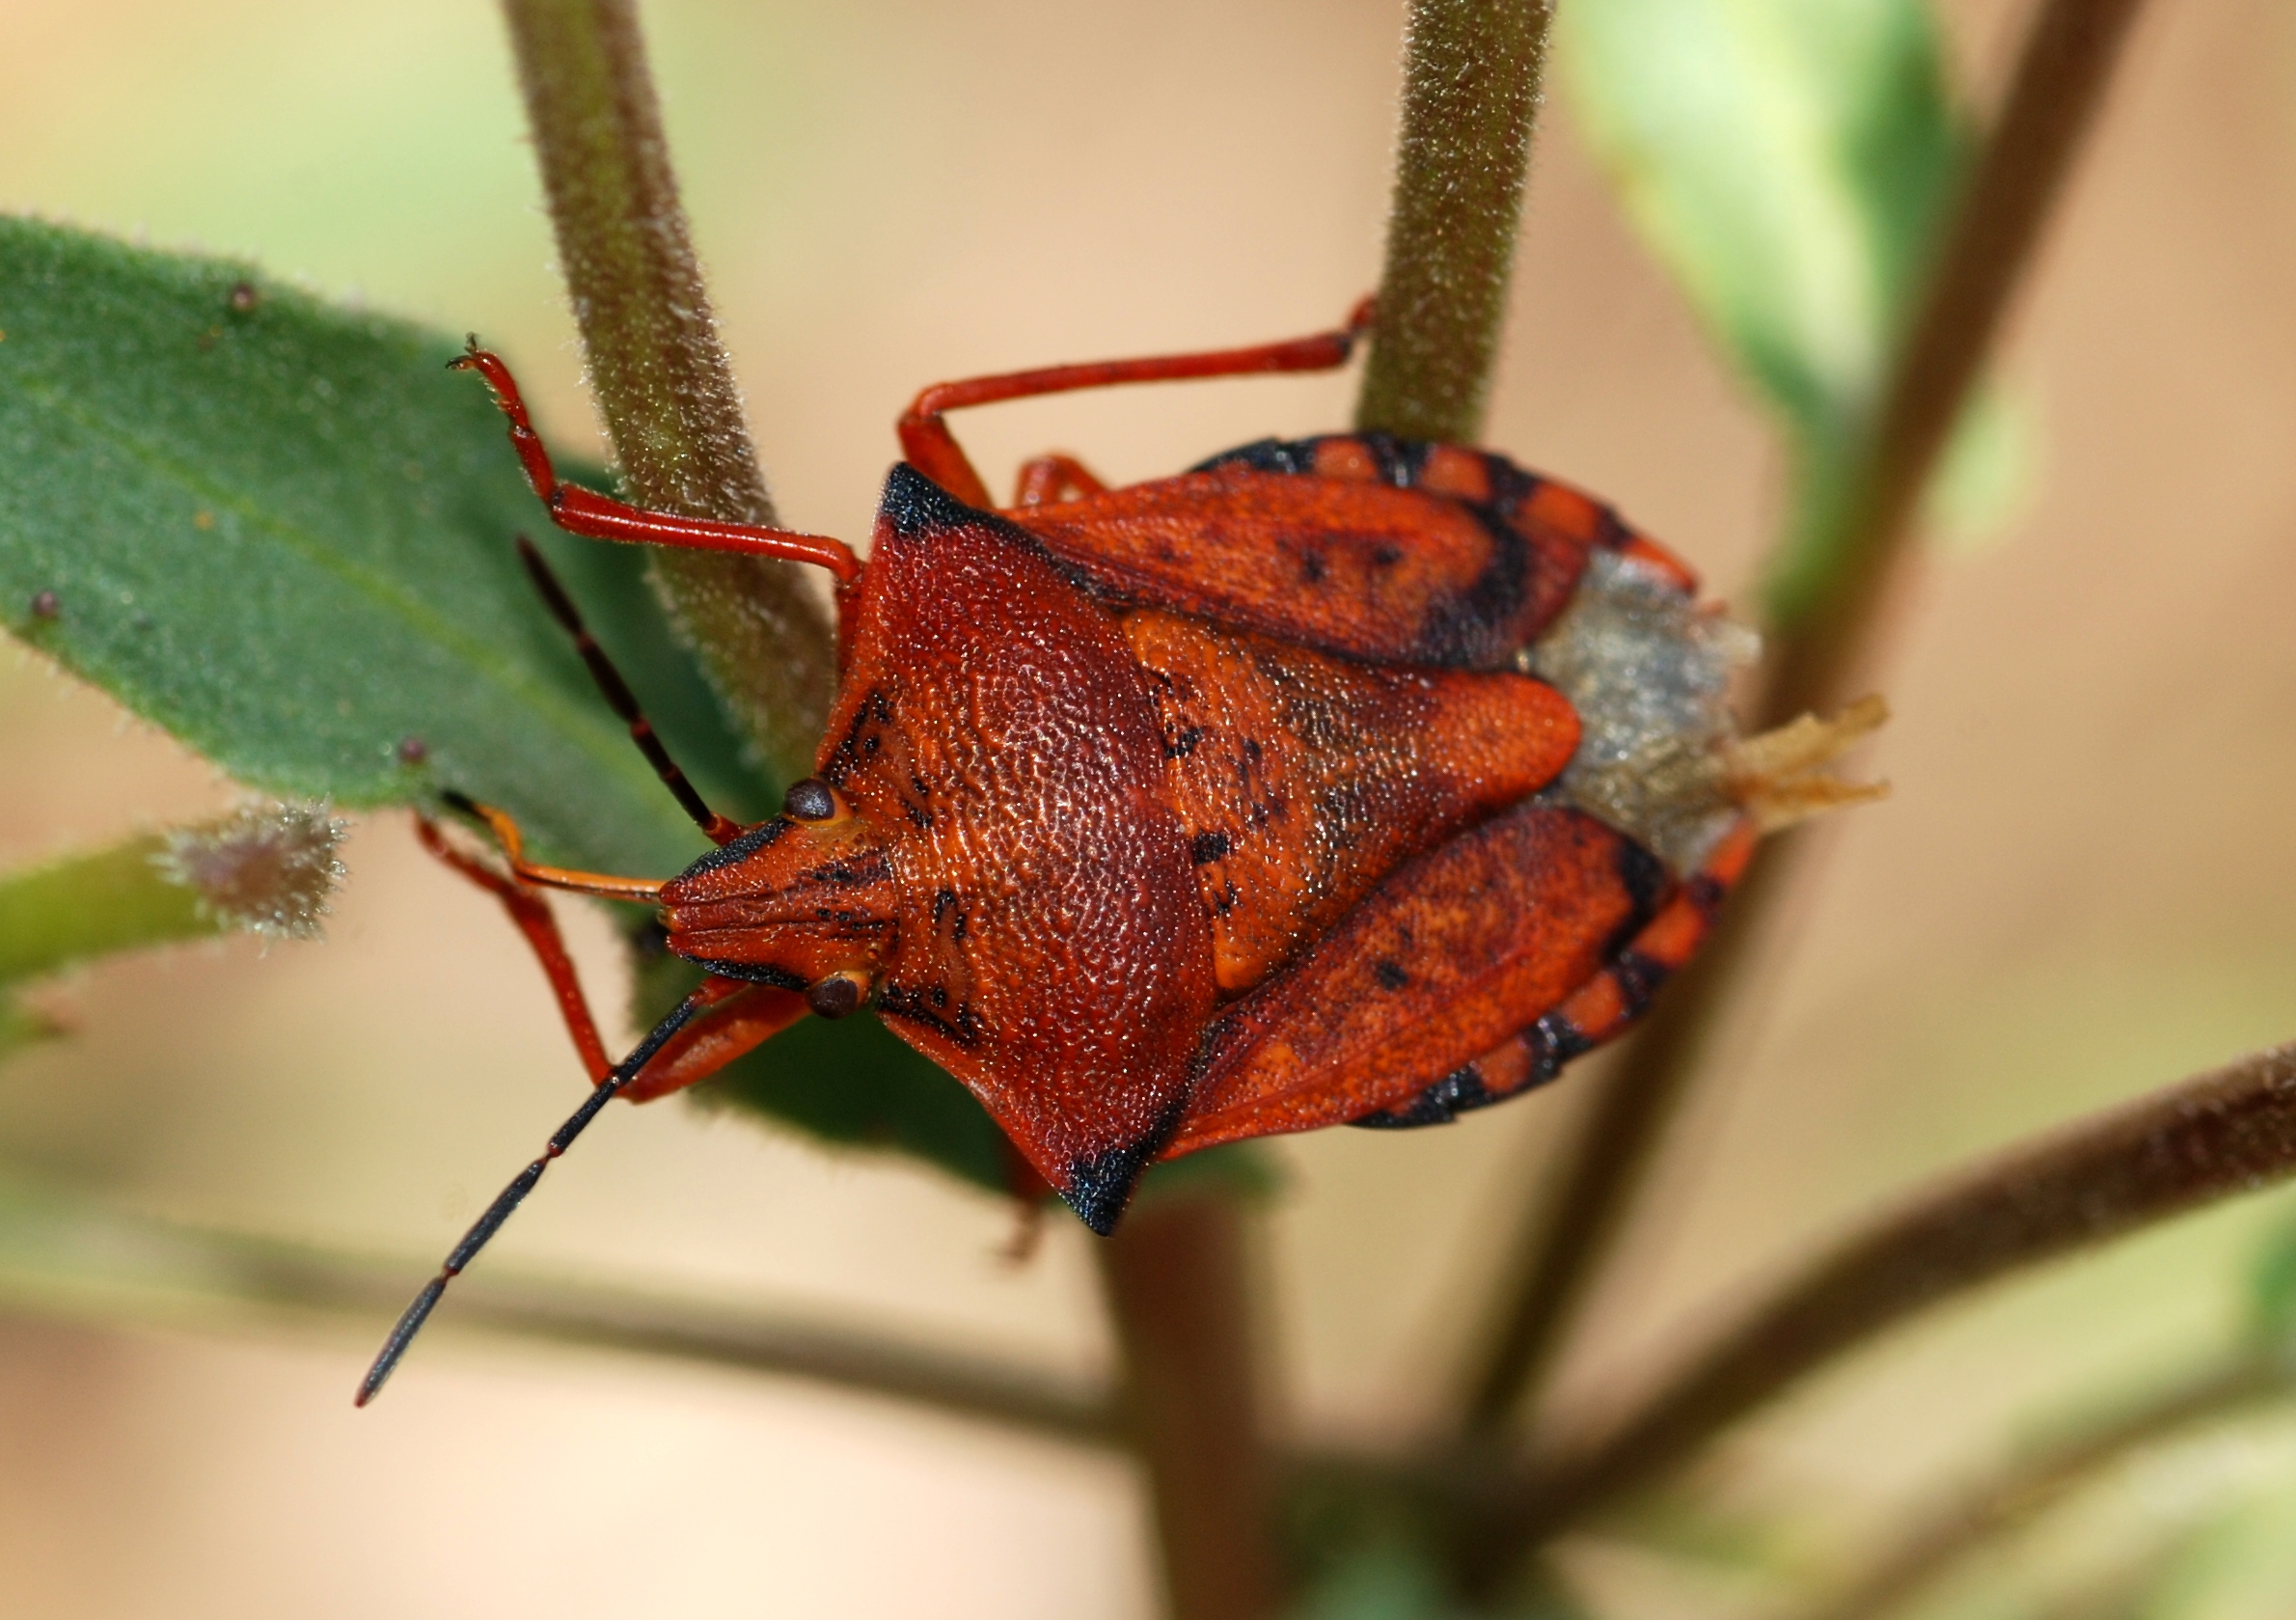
left=1557, top=0, right=2012, bottom=618
left=2249, top=1214, right=2296, bottom=1349
left=0, top=834, right=214, bottom=1059
left=0, top=216, right=761, bottom=878
left=0, top=215, right=1016, bottom=1194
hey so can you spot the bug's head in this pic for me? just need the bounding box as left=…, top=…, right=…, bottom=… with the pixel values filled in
left=655, top=777, right=895, bottom=1017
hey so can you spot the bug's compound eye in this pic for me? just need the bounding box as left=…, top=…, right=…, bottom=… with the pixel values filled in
left=783, top=777, right=844, bottom=823
left=806, top=970, right=869, bottom=1021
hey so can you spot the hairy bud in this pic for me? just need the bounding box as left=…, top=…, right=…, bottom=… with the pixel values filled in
left=155, top=802, right=348, bottom=941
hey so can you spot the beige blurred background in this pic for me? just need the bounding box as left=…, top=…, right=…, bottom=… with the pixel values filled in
left=2, top=0, right=2294, bottom=1614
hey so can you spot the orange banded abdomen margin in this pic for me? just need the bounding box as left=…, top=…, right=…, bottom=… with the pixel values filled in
left=1349, top=817, right=1757, bottom=1130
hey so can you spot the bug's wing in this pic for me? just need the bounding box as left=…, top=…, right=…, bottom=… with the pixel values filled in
left=1005, top=448, right=1667, bottom=670
left=1167, top=802, right=1723, bottom=1155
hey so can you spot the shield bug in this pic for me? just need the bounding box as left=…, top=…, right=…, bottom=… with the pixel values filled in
left=357, top=305, right=1882, bottom=1402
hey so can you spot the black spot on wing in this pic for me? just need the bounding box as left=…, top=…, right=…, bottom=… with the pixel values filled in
left=1346, top=1015, right=1575, bottom=1132
left=1616, top=838, right=1672, bottom=920
left=1601, top=838, right=1675, bottom=960
left=1411, top=501, right=1530, bottom=667
left=1610, top=950, right=1669, bottom=1020
left=1353, top=432, right=1429, bottom=488
left=1544, top=1012, right=1595, bottom=1063
left=1350, top=1063, right=1492, bottom=1130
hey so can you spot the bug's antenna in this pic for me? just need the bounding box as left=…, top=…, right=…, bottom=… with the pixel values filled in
left=515, top=536, right=744, bottom=847
left=354, top=986, right=717, bottom=1407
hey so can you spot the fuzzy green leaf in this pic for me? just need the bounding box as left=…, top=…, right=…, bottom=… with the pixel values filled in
left=1558, top=0, right=1974, bottom=617
left=0, top=215, right=767, bottom=876
left=0, top=217, right=1014, bottom=1192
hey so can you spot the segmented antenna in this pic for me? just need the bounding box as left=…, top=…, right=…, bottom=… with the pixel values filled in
left=515, top=535, right=744, bottom=847
left=354, top=987, right=715, bottom=1406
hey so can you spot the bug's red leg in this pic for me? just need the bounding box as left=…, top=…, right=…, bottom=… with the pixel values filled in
left=421, top=805, right=801, bottom=1103
left=1011, top=454, right=1108, bottom=508
left=616, top=980, right=810, bottom=1103
left=898, top=297, right=1375, bottom=508
left=441, top=792, right=665, bottom=904
left=451, top=345, right=862, bottom=584
left=416, top=816, right=614, bottom=1082
left=515, top=537, right=744, bottom=845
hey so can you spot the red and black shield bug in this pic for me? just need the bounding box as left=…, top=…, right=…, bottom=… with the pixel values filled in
left=357, top=305, right=1883, bottom=1402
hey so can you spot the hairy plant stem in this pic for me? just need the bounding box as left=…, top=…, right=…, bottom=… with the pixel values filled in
left=1792, top=1350, right=2296, bottom=1620
left=1354, top=0, right=1553, bottom=443
left=1099, top=1192, right=1281, bottom=1620
left=1472, top=1042, right=2296, bottom=1577
left=1452, top=0, right=2152, bottom=1442
left=0, top=1189, right=1114, bottom=1443
left=500, top=0, right=834, bottom=782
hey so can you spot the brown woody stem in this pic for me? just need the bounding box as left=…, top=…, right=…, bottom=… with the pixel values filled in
left=1099, top=1193, right=1281, bottom=1620
left=500, top=0, right=834, bottom=781
left=1354, top=0, right=1554, bottom=444
left=1792, top=1350, right=2295, bottom=1620
left=1480, top=1042, right=2296, bottom=1567
left=1451, top=0, right=2151, bottom=1441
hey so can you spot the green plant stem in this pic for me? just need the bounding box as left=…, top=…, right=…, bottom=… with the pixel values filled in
left=1099, top=1192, right=1281, bottom=1620
left=500, top=0, right=834, bottom=781
left=1792, top=1351, right=2295, bottom=1620
left=1475, top=1040, right=2296, bottom=1571
left=0, top=1186, right=1118, bottom=1445
left=1450, top=0, right=2151, bottom=1441
left=0, top=835, right=211, bottom=986
left=1354, top=0, right=1554, bottom=443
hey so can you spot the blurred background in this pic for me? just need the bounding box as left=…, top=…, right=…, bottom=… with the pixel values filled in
left=2, top=0, right=2295, bottom=1614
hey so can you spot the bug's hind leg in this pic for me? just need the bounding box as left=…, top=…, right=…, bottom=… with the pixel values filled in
left=417, top=814, right=805, bottom=1101
left=898, top=298, right=1373, bottom=509
left=617, top=980, right=809, bottom=1102
left=1011, top=454, right=1108, bottom=508
left=451, top=344, right=862, bottom=583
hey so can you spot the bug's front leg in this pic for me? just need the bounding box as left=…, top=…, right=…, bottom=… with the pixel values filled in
left=416, top=812, right=805, bottom=1102
left=451, top=344, right=863, bottom=583
left=616, top=979, right=809, bottom=1103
